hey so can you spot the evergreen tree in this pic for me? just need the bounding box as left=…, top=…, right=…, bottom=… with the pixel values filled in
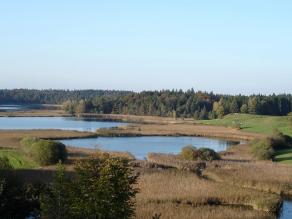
left=41, top=162, right=71, bottom=219
left=248, top=97, right=258, bottom=114
left=229, top=99, right=239, bottom=113
left=240, top=104, right=248, bottom=114
left=71, top=154, right=138, bottom=219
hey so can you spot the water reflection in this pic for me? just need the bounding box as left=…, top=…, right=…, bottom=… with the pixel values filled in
left=61, top=136, right=236, bottom=159
left=0, top=117, right=127, bottom=132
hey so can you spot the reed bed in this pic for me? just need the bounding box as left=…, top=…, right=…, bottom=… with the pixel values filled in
left=135, top=202, right=274, bottom=219
left=96, top=123, right=263, bottom=140
left=205, top=162, right=292, bottom=196
left=136, top=169, right=281, bottom=213
left=147, top=153, right=206, bottom=174
left=220, top=143, right=254, bottom=161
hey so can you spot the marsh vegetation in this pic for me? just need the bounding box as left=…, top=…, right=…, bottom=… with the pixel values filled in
left=0, top=102, right=291, bottom=218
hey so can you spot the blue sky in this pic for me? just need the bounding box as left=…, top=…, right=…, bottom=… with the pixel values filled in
left=0, top=0, right=291, bottom=94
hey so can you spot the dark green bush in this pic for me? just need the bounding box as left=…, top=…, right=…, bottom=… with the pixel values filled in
left=180, top=145, right=220, bottom=161
left=20, top=137, right=67, bottom=166
left=194, top=148, right=221, bottom=161
left=270, top=129, right=292, bottom=150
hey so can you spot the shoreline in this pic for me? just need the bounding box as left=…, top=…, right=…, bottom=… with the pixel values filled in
left=0, top=110, right=265, bottom=141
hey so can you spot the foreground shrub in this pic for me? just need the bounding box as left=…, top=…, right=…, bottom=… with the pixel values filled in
left=41, top=154, right=138, bottom=219
left=180, top=146, right=220, bottom=161
left=0, top=157, right=13, bottom=169
left=0, top=170, right=43, bottom=218
left=20, top=137, right=67, bottom=166
left=250, top=139, right=275, bottom=160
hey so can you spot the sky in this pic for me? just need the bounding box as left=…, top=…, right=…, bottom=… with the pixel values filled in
left=0, top=0, right=291, bottom=94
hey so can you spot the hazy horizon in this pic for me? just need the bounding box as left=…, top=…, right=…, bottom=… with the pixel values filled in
left=1, top=1, right=291, bottom=94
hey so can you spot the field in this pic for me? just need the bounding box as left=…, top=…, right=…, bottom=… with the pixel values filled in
left=274, top=149, right=292, bottom=164
left=198, top=114, right=292, bottom=136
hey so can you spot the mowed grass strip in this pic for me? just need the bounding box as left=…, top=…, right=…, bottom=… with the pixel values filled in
left=274, top=149, right=292, bottom=164
left=199, top=114, right=292, bottom=136
left=0, top=149, right=38, bottom=169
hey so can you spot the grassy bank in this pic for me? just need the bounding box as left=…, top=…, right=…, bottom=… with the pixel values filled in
left=198, top=114, right=292, bottom=136
left=274, top=149, right=292, bottom=164
left=0, top=149, right=37, bottom=168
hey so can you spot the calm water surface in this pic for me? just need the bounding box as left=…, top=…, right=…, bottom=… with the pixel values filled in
left=61, top=136, right=238, bottom=159
left=0, top=105, right=23, bottom=111
left=279, top=200, right=292, bottom=219
left=0, top=117, right=126, bottom=132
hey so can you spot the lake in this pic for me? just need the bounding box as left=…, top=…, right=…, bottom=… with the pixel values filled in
left=0, top=117, right=126, bottom=132
left=60, top=136, right=238, bottom=159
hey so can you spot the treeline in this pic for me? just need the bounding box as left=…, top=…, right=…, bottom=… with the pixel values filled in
left=1, top=89, right=291, bottom=118
left=62, top=90, right=292, bottom=119
left=0, top=89, right=130, bottom=104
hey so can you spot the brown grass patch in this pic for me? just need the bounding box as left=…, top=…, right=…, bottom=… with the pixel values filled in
left=204, top=162, right=292, bottom=197
left=220, top=143, right=254, bottom=161
left=97, top=123, right=264, bottom=140
left=137, top=169, right=281, bottom=212
left=135, top=202, right=274, bottom=219
left=147, top=153, right=206, bottom=174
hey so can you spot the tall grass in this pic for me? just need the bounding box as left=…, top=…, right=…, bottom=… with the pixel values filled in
left=204, top=162, right=292, bottom=196
left=135, top=202, right=274, bottom=219
left=147, top=153, right=206, bottom=174
left=136, top=169, right=281, bottom=213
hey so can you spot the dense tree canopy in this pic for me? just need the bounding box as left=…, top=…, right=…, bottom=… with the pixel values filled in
left=62, top=90, right=292, bottom=118
left=0, top=89, right=130, bottom=104
left=1, top=89, right=291, bottom=118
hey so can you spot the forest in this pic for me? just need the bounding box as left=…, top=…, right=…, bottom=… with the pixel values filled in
left=1, top=89, right=292, bottom=119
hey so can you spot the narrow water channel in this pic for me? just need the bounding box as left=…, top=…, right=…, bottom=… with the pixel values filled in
left=279, top=200, right=292, bottom=219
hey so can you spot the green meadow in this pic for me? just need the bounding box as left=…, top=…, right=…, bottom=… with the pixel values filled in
left=0, top=149, right=37, bottom=169
left=199, top=113, right=292, bottom=136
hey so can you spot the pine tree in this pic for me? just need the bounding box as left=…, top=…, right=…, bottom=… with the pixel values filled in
left=41, top=162, right=71, bottom=219
left=229, top=99, right=239, bottom=113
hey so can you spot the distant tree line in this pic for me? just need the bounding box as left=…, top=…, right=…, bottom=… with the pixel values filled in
left=0, top=89, right=130, bottom=104
left=0, top=89, right=291, bottom=118
left=62, top=90, right=292, bottom=119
